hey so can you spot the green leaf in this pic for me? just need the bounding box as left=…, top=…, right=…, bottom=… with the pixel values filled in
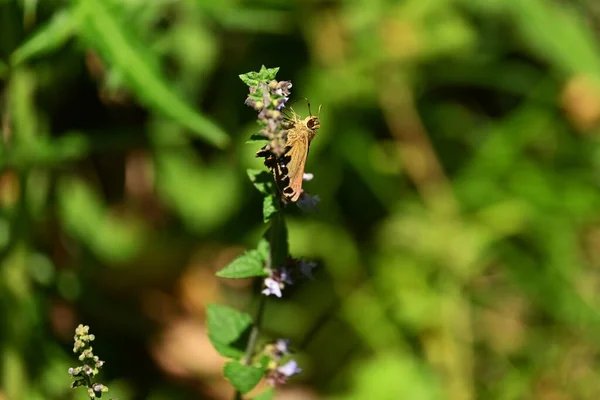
left=6, top=132, right=91, bottom=168
left=239, top=65, right=280, bottom=87
left=73, top=0, right=229, bottom=148
left=223, top=361, right=265, bottom=394
left=256, top=236, right=270, bottom=261
left=263, top=195, right=279, bottom=223
left=207, top=304, right=253, bottom=359
left=57, top=178, right=146, bottom=263
left=216, top=250, right=267, bottom=279
left=155, top=152, right=241, bottom=235
left=247, top=169, right=275, bottom=196
left=11, top=9, right=77, bottom=65
left=253, top=387, right=275, bottom=400
left=246, top=134, right=269, bottom=143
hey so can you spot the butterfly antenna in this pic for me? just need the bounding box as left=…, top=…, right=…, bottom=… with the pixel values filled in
left=301, top=97, right=313, bottom=116
left=317, top=104, right=322, bottom=119
left=281, top=108, right=292, bottom=119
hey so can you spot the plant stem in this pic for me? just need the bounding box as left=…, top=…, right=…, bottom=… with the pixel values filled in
left=244, top=294, right=267, bottom=365
left=233, top=289, right=268, bottom=400
left=233, top=210, right=283, bottom=399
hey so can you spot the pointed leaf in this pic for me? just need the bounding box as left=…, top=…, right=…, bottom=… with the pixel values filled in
left=239, top=65, right=279, bottom=87
left=223, top=361, right=265, bottom=394
left=11, top=9, right=76, bottom=65
left=207, top=304, right=252, bottom=359
left=247, top=169, right=275, bottom=196
left=216, top=250, right=267, bottom=279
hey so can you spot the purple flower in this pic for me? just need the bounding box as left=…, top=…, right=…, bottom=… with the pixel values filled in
left=279, top=267, right=293, bottom=285
left=262, top=266, right=295, bottom=297
left=266, top=359, right=302, bottom=386
left=297, top=192, right=320, bottom=213
left=262, top=277, right=282, bottom=297
left=275, top=339, right=291, bottom=356
left=278, top=360, right=302, bottom=377
left=299, top=260, right=317, bottom=279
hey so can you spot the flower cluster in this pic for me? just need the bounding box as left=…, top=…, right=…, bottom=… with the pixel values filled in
left=262, top=258, right=318, bottom=297
left=263, top=339, right=302, bottom=386
left=68, top=324, right=112, bottom=399
left=245, top=78, right=292, bottom=156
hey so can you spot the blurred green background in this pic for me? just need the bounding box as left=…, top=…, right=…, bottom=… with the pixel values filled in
left=3, top=0, right=600, bottom=399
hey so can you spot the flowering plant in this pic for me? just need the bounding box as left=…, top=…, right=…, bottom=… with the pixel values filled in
left=207, top=66, right=318, bottom=398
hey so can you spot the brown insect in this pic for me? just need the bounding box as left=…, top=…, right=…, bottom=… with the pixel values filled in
left=257, top=103, right=321, bottom=202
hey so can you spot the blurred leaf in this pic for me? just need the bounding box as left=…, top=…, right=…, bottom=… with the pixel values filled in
left=155, top=152, right=241, bottom=234
left=207, top=304, right=252, bottom=359
left=2, top=348, right=26, bottom=400
left=344, top=354, right=442, bottom=400
left=9, top=67, right=38, bottom=143
left=57, top=178, right=146, bottom=263
left=239, top=65, right=279, bottom=87
left=214, top=8, right=291, bottom=34
left=73, top=0, right=229, bottom=148
left=11, top=9, right=76, bottom=65
left=253, top=387, right=275, bottom=400
left=6, top=132, right=90, bottom=168
left=508, top=0, right=600, bottom=78
left=216, top=249, right=267, bottom=279
left=223, top=361, right=265, bottom=394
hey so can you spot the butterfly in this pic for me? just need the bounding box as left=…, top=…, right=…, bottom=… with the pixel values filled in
left=256, top=104, right=321, bottom=202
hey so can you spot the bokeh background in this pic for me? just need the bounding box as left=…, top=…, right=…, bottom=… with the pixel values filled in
left=3, top=0, right=600, bottom=399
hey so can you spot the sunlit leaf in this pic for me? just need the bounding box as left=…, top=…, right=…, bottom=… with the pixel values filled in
left=239, top=65, right=279, bottom=87
left=57, top=178, right=146, bottom=263
left=216, top=250, right=267, bottom=279
left=73, top=0, right=229, bottom=148
left=207, top=304, right=252, bottom=359
left=11, top=9, right=77, bottom=65
left=223, top=361, right=265, bottom=394
left=155, top=152, right=241, bottom=234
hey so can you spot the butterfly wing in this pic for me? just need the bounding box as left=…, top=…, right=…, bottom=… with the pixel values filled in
left=281, top=131, right=310, bottom=202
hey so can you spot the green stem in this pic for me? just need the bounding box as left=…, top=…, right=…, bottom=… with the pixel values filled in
left=234, top=294, right=267, bottom=400
left=233, top=210, right=284, bottom=399
left=243, top=294, right=267, bottom=365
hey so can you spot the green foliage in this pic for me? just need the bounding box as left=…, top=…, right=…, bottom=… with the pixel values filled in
left=252, top=388, right=274, bottom=400
left=206, top=304, right=253, bottom=359
left=11, top=9, right=76, bottom=65
left=247, top=169, right=280, bottom=222
left=57, top=178, right=146, bottom=263
left=223, top=361, right=265, bottom=394
left=5, top=0, right=600, bottom=398
left=216, top=249, right=267, bottom=279
left=239, top=65, right=280, bottom=87
left=74, top=0, right=229, bottom=148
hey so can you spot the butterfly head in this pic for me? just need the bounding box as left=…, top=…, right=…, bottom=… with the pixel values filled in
left=305, top=116, right=320, bottom=131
